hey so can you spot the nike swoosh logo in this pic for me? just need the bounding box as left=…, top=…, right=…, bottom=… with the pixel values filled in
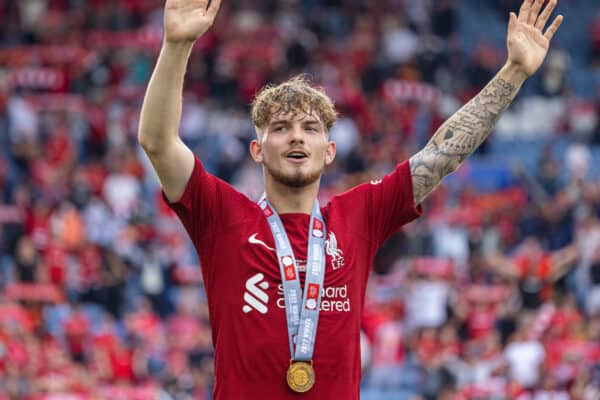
left=248, top=233, right=275, bottom=252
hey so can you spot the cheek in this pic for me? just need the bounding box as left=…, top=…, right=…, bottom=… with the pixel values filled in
left=269, top=146, right=283, bottom=161
left=260, top=143, right=276, bottom=161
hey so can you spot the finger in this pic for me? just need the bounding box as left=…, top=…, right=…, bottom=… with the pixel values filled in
left=518, top=0, right=534, bottom=23
left=529, top=0, right=545, bottom=25
left=208, top=0, right=222, bottom=15
left=535, top=0, right=557, bottom=30
left=544, top=14, right=564, bottom=41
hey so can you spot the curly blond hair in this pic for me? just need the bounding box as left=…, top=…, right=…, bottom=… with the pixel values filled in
left=251, top=75, right=337, bottom=134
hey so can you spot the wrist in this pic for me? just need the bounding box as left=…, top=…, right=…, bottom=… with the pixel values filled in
left=500, top=61, right=529, bottom=85
left=162, top=39, right=196, bottom=53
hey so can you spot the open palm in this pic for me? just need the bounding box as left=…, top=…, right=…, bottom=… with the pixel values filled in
left=164, top=0, right=222, bottom=43
left=507, top=0, right=563, bottom=77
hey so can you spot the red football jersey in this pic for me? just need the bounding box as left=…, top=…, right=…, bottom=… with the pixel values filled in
left=166, top=157, right=421, bottom=399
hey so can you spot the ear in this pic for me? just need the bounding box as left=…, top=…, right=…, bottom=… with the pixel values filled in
left=325, top=140, right=336, bottom=166
left=250, top=139, right=263, bottom=163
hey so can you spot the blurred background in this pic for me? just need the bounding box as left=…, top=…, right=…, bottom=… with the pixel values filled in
left=1, top=0, right=600, bottom=399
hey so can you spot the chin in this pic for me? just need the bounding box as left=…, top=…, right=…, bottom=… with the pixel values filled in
left=269, top=166, right=323, bottom=188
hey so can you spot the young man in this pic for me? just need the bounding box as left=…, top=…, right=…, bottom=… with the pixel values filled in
left=138, top=0, right=563, bottom=398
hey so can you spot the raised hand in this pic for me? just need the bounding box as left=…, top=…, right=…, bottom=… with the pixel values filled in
left=164, top=0, right=222, bottom=44
left=507, top=0, right=564, bottom=77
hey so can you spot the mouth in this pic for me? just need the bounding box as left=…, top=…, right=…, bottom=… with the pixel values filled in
left=285, top=150, right=309, bottom=162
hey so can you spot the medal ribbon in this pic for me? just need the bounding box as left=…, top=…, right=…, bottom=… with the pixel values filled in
left=259, top=195, right=326, bottom=361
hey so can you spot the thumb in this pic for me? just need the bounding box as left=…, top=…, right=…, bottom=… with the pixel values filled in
left=508, top=12, right=517, bottom=31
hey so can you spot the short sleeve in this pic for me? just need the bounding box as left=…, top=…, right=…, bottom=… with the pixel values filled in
left=162, top=156, right=249, bottom=244
left=326, top=159, right=422, bottom=249
left=366, top=160, right=422, bottom=246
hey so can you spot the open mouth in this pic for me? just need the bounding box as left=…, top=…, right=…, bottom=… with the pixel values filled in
left=285, top=150, right=308, bottom=161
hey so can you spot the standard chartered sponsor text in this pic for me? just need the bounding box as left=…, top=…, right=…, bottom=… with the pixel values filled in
left=277, top=284, right=350, bottom=312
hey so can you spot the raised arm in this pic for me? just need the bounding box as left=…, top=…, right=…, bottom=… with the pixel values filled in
left=486, top=252, right=521, bottom=280
left=548, top=243, right=579, bottom=282
left=138, top=0, right=221, bottom=202
left=409, top=0, right=563, bottom=205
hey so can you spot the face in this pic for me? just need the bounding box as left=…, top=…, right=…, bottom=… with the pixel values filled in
left=250, top=112, right=336, bottom=188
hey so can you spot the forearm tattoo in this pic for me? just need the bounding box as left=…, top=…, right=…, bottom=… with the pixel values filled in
left=410, top=77, right=518, bottom=205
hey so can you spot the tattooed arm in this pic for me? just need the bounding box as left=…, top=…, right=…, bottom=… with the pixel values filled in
left=409, top=0, right=563, bottom=205
left=410, top=65, right=523, bottom=204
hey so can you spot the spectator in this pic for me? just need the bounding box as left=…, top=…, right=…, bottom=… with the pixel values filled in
left=0, top=0, right=598, bottom=398
left=504, top=315, right=546, bottom=389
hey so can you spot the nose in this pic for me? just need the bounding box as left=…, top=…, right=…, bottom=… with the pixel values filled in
left=289, top=123, right=305, bottom=144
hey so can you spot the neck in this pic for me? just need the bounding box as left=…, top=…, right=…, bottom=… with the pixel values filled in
left=264, top=178, right=320, bottom=214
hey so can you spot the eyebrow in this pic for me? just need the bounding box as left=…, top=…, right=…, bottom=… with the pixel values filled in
left=268, top=120, right=290, bottom=126
left=268, top=119, right=321, bottom=126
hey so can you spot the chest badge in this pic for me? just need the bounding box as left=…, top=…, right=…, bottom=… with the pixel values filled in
left=325, top=231, right=345, bottom=270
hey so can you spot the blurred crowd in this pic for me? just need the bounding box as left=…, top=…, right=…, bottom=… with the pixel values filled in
left=1, top=0, right=600, bottom=399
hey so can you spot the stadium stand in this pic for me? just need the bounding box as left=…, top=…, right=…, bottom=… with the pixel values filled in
left=1, top=0, right=600, bottom=398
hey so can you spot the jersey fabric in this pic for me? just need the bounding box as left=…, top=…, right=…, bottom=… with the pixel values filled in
left=166, top=157, right=421, bottom=400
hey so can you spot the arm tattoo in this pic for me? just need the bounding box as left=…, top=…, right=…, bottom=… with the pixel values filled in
left=410, top=77, right=518, bottom=205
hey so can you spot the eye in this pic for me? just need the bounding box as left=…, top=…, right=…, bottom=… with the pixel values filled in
left=273, top=126, right=286, bottom=132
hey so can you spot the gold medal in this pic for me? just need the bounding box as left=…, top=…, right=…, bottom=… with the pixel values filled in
left=286, top=361, right=315, bottom=393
